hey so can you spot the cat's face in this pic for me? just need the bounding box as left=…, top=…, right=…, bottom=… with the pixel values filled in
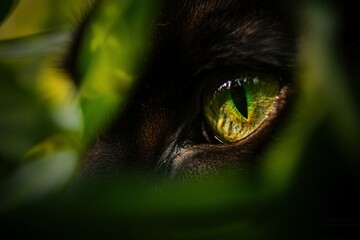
left=72, top=0, right=299, bottom=183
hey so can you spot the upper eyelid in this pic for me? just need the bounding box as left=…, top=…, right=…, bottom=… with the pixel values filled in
left=191, top=51, right=297, bottom=77
left=193, top=67, right=292, bottom=95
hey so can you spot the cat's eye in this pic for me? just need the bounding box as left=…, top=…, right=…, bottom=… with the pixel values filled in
left=203, top=73, right=280, bottom=143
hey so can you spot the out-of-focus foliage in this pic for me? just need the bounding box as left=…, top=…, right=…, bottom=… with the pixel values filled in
left=0, top=0, right=359, bottom=239
left=0, top=0, right=156, bottom=213
left=0, top=0, right=86, bottom=212
left=78, top=0, right=157, bottom=142
left=262, top=1, right=360, bottom=192
left=0, top=0, right=19, bottom=26
left=0, top=0, right=84, bottom=39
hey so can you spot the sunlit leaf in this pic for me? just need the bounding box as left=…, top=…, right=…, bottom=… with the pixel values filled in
left=78, top=0, right=158, bottom=142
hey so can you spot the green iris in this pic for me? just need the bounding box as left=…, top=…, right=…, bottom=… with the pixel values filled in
left=203, top=73, right=280, bottom=143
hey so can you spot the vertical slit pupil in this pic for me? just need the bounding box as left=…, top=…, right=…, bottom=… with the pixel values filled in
left=231, top=84, right=248, bottom=119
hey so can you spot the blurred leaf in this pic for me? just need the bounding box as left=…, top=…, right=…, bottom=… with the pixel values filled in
left=0, top=27, right=80, bottom=163
left=260, top=2, right=352, bottom=192
left=78, top=0, right=158, bottom=142
left=0, top=64, right=56, bottom=162
left=0, top=29, right=70, bottom=58
left=0, top=15, right=82, bottom=211
left=0, top=147, right=79, bottom=213
left=0, top=0, right=87, bottom=40
left=0, top=0, right=19, bottom=26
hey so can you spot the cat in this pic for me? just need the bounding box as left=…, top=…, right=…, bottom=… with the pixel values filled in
left=63, top=0, right=360, bottom=238
left=66, top=0, right=299, bottom=185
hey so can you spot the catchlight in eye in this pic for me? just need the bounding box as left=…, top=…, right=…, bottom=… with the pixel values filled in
left=203, top=73, right=280, bottom=143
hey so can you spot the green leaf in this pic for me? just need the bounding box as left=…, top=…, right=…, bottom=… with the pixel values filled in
left=78, top=0, right=158, bottom=142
